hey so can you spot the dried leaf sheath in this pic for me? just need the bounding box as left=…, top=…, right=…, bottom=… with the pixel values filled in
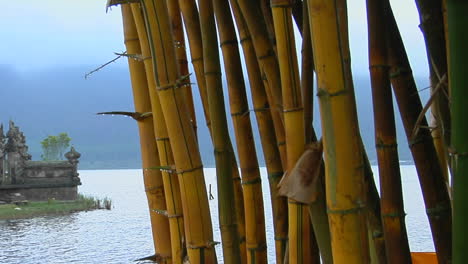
left=130, top=4, right=185, bottom=263
left=140, top=1, right=217, bottom=263
left=120, top=5, right=172, bottom=262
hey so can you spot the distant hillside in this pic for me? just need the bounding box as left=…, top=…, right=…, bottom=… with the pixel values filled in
left=0, top=64, right=430, bottom=169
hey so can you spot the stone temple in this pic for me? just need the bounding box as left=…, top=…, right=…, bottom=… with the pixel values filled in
left=0, top=121, right=81, bottom=202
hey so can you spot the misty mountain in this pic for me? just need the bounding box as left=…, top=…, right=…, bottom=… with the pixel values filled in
left=0, top=64, right=430, bottom=169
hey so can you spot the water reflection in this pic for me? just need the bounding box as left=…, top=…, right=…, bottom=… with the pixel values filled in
left=0, top=167, right=433, bottom=263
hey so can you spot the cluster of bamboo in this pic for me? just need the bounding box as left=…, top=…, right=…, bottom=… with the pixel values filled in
left=108, top=0, right=466, bottom=263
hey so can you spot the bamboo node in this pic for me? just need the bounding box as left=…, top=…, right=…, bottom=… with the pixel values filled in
left=253, top=106, right=270, bottom=112
left=426, top=203, right=451, bottom=218
left=389, top=67, right=412, bottom=78
left=274, top=236, right=288, bottom=242
left=187, top=241, right=220, bottom=249
left=239, top=36, right=252, bottom=44
left=268, top=172, right=284, bottom=180
left=277, top=141, right=286, bottom=147
left=167, top=213, right=183, bottom=219
left=220, top=39, right=238, bottom=47
left=176, top=165, right=203, bottom=175
left=231, top=109, right=250, bottom=117
left=258, top=50, right=275, bottom=61
left=191, top=57, right=203, bottom=63
left=375, top=142, right=398, bottom=149
left=247, top=242, right=267, bottom=252
left=288, top=200, right=307, bottom=205
left=327, top=205, right=365, bottom=215
left=241, top=177, right=262, bottom=185
left=283, top=107, right=303, bottom=113
left=448, top=147, right=468, bottom=169
left=317, top=88, right=348, bottom=98
left=155, top=137, right=170, bottom=141
left=145, top=185, right=165, bottom=193
left=408, top=133, right=432, bottom=147
left=152, top=209, right=168, bottom=216
left=156, top=74, right=192, bottom=91
left=270, top=2, right=294, bottom=8
left=381, top=211, right=407, bottom=218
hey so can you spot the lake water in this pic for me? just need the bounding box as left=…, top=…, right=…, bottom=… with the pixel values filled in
left=0, top=166, right=434, bottom=263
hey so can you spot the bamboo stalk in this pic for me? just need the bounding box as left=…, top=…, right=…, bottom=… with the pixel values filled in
left=447, top=1, right=468, bottom=263
left=198, top=0, right=242, bottom=262
left=166, top=0, right=197, bottom=136
left=130, top=4, right=186, bottom=263
left=270, top=0, right=313, bottom=263
left=260, top=0, right=277, bottom=52
left=301, top=2, right=333, bottom=263
left=366, top=1, right=412, bottom=263
left=177, top=1, right=248, bottom=258
left=212, top=0, right=268, bottom=263
left=120, top=5, right=172, bottom=262
left=415, top=0, right=451, bottom=150
left=139, top=1, right=217, bottom=263
left=308, top=0, right=370, bottom=262
left=385, top=1, right=452, bottom=263
left=229, top=1, right=289, bottom=262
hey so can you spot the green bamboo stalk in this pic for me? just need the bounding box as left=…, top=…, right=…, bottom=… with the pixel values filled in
left=385, top=1, right=452, bottom=263
left=447, top=1, right=468, bottom=263
left=198, top=0, right=242, bottom=262
left=130, top=4, right=186, bottom=263
left=120, top=5, right=173, bottom=262
left=140, top=1, right=217, bottom=263
left=366, top=0, right=411, bottom=263
left=229, top=1, right=289, bottom=262
left=212, top=0, right=268, bottom=263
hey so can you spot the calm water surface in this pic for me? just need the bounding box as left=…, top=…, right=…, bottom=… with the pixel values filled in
left=0, top=166, right=434, bottom=263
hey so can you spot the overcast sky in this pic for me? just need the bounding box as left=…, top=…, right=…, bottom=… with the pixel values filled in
left=1, top=0, right=429, bottom=77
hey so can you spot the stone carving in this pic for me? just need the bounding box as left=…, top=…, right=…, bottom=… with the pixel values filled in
left=0, top=121, right=81, bottom=201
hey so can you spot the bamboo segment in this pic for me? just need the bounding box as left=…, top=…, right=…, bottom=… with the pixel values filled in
left=229, top=1, right=289, bottom=262
left=130, top=4, right=185, bottom=263
left=385, top=2, right=452, bottom=263
left=447, top=1, right=468, bottom=263
left=178, top=1, right=248, bottom=258
left=366, top=1, right=412, bottom=263
left=121, top=5, right=172, bottom=262
left=236, top=0, right=284, bottom=120
left=270, top=0, right=313, bottom=263
left=166, top=0, right=197, bottom=136
left=139, top=1, right=217, bottom=263
left=260, top=0, right=277, bottom=52
left=198, top=0, right=242, bottom=262
left=301, top=1, right=314, bottom=145
left=212, top=0, right=268, bottom=263
left=308, top=0, right=370, bottom=263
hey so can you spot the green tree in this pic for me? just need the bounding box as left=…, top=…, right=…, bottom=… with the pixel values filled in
left=41, top=133, right=71, bottom=161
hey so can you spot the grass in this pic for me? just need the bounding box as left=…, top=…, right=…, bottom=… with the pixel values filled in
left=0, top=194, right=112, bottom=220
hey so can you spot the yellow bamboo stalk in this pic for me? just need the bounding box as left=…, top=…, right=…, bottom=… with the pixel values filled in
left=139, top=1, right=216, bottom=263
left=270, top=0, right=313, bottom=263
left=166, top=0, right=197, bottom=136
left=212, top=0, right=268, bottom=263
left=130, top=4, right=186, bottom=263
left=229, top=1, right=289, bottom=262
left=120, top=5, right=172, bottom=262
left=177, top=1, right=248, bottom=260
left=308, top=0, right=370, bottom=262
